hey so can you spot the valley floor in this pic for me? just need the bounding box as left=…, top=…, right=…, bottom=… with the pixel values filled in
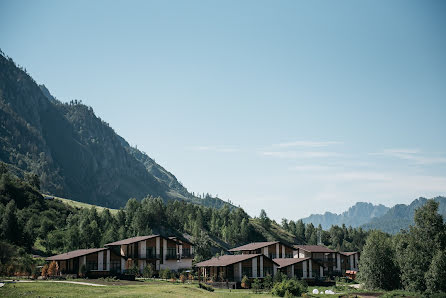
left=0, top=279, right=419, bottom=298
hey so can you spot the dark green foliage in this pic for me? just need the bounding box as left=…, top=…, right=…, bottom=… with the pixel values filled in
left=263, top=274, right=273, bottom=290
left=425, top=250, right=446, bottom=294
left=271, top=279, right=306, bottom=297
left=252, top=278, right=262, bottom=293
left=358, top=230, right=400, bottom=290
left=198, top=282, right=214, bottom=292
left=393, top=200, right=446, bottom=292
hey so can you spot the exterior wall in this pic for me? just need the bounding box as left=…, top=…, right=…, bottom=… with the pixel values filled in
left=98, top=251, right=104, bottom=271
left=160, top=259, right=193, bottom=271
left=234, top=262, right=242, bottom=282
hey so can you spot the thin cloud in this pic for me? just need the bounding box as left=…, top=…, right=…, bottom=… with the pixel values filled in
left=274, top=141, right=343, bottom=148
left=371, top=148, right=446, bottom=165
left=262, top=151, right=342, bottom=158
left=191, top=146, right=239, bottom=153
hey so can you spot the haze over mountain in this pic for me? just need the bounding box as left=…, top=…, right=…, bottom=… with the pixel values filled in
left=0, top=53, right=230, bottom=209
left=300, top=196, right=446, bottom=234
left=301, top=202, right=390, bottom=229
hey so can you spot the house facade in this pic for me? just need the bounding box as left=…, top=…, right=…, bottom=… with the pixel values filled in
left=274, top=257, right=324, bottom=279
left=340, top=251, right=360, bottom=272
left=105, top=235, right=194, bottom=273
left=196, top=254, right=279, bottom=282
left=294, top=245, right=341, bottom=276
left=45, top=248, right=123, bottom=276
left=228, top=241, right=296, bottom=259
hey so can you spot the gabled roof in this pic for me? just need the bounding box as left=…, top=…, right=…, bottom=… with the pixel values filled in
left=196, top=254, right=279, bottom=267
left=294, top=245, right=335, bottom=253
left=46, top=248, right=107, bottom=261
left=340, top=251, right=358, bottom=256
left=105, top=235, right=164, bottom=246
left=169, top=236, right=193, bottom=245
left=273, top=257, right=310, bottom=268
left=228, top=241, right=293, bottom=252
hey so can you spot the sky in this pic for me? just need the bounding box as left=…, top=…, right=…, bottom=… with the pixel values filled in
left=1, top=0, right=446, bottom=221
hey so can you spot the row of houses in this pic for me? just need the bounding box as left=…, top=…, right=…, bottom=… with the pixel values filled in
left=46, top=235, right=194, bottom=276
left=46, top=236, right=359, bottom=282
left=195, top=241, right=360, bottom=282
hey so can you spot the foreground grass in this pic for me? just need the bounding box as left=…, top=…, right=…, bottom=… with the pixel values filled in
left=0, top=280, right=273, bottom=297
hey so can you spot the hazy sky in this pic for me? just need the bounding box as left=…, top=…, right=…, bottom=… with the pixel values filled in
left=1, top=0, right=446, bottom=220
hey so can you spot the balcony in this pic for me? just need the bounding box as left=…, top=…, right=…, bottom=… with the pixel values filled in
left=181, top=253, right=194, bottom=259
left=166, top=254, right=179, bottom=260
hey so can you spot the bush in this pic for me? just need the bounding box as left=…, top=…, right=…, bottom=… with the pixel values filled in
left=41, top=263, right=48, bottom=278
left=160, top=268, right=171, bottom=279
left=271, top=279, right=306, bottom=297
left=241, top=275, right=250, bottom=289
left=180, top=274, right=187, bottom=283
left=47, top=261, right=58, bottom=276
left=252, top=278, right=262, bottom=293
left=263, top=274, right=273, bottom=290
left=142, top=264, right=153, bottom=278
left=198, top=282, right=214, bottom=292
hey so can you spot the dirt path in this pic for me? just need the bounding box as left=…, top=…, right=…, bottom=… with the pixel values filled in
left=1, top=280, right=105, bottom=287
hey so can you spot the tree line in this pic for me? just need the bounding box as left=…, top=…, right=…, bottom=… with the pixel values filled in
left=359, top=199, right=446, bottom=294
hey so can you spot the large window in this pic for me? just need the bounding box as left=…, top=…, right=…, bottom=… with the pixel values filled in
left=166, top=247, right=177, bottom=259
left=146, top=247, right=156, bottom=258
left=242, top=267, right=252, bottom=277
left=263, top=266, right=273, bottom=277
left=86, top=261, right=98, bottom=271
left=110, top=260, right=121, bottom=272
left=182, top=248, right=191, bottom=257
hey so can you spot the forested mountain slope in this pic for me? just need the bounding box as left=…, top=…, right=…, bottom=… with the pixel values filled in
left=301, top=202, right=389, bottom=229
left=361, top=196, right=446, bottom=234
left=0, top=52, right=229, bottom=209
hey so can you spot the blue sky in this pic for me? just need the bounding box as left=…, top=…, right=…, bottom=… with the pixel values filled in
left=1, top=0, right=446, bottom=220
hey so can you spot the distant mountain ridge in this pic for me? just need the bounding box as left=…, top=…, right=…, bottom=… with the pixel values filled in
left=301, top=202, right=389, bottom=229
left=300, top=197, right=446, bottom=233
left=361, top=196, right=446, bottom=234
left=0, top=53, right=230, bottom=209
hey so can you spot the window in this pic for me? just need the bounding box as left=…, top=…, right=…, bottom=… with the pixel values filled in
left=182, top=248, right=191, bottom=257
left=242, top=267, right=252, bottom=277
left=264, top=266, right=273, bottom=277
left=166, top=247, right=177, bottom=259
left=86, top=261, right=98, bottom=271
left=110, top=260, right=121, bottom=272
left=146, top=247, right=156, bottom=258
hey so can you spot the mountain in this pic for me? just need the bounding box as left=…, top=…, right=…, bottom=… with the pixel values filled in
left=301, top=202, right=390, bottom=229
left=361, top=196, right=446, bottom=234
left=0, top=53, right=230, bottom=209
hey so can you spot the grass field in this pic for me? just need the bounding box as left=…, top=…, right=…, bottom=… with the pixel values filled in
left=0, top=279, right=419, bottom=297
left=48, top=195, right=119, bottom=214
left=0, top=280, right=273, bottom=298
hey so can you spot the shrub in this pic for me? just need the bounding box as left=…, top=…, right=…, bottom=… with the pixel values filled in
left=79, top=264, right=86, bottom=277
left=241, top=275, right=250, bottom=289
left=47, top=261, right=58, bottom=276
left=41, top=263, right=48, bottom=278
left=271, top=279, right=306, bottom=297
left=188, top=272, right=194, bottom=281
left=160, top=268, right=171, bottom=279
left=252, top=278, right=262, bottom=293
left=180, top=274, right=187, bottom=283
left=263, top=274, right=273, bottom=290
left=198, top=282, right=215, bottom=292
left=142, top=264, right=153, bottom=278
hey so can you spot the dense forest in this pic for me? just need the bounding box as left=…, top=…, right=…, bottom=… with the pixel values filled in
left=0, top=51, right=230, bottom=209
left=0, top=165, right=368, bottom=275
left=359, top=200, right=446, bottom=294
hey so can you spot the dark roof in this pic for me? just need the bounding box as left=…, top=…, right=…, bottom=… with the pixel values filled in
left=196, top=254, right=279, bottom=267
left=105, top=235, right=162, bottom=246
left=273, top=257, right=310, bottom=268
left=228, top=241, right=279, bottom=252
left=46, top=248, right=107, bottom=261
left=169, top=236, right=193, bottom=245
left=340, top=251, right=358, bottom=256
left=294, top=245, right=336, bottom=253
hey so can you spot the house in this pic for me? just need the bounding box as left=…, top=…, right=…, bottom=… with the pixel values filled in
left=45, top=248, right=123, bottom=276
left=340, top=251, right=359, bottom=272
left=293, top=245, right=340, bottom=276
left=228, top=241, right=296, bottom=258
left=195, top=254, right=280, bottom=282
left=104, top=235, right=194, bottom=273
left=274, top=257, right=324, bottom=279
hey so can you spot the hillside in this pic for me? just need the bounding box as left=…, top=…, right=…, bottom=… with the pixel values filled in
left=301, top=202, right=389, bottom=229
left=0, top=53, right=230, bottom=209
left=361, top=196, right=446, bottom=234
